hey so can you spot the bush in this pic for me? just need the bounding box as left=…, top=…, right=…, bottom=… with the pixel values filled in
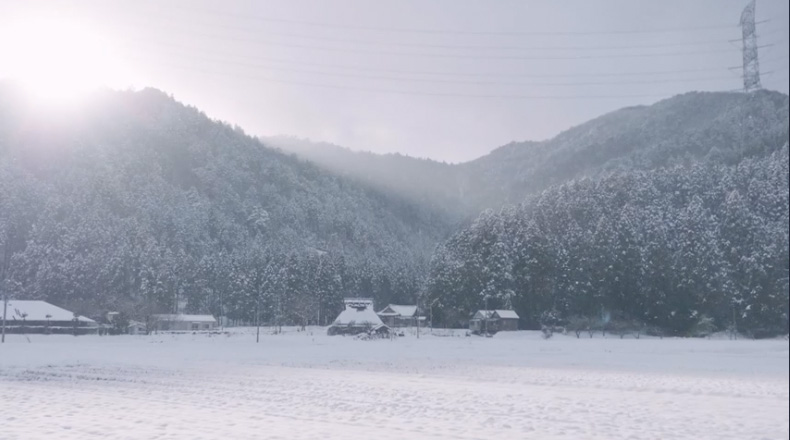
left=566, top=316, right=597, bottom=338
left=606, top=319, right=645, bottom=339
left=688, top=315, right=717, bottom=338
left=747, top=328, right=783, bottom=339
left=539, top=309, right=563, bottom=328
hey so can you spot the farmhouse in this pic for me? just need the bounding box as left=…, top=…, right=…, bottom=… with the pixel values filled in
left=377, top=304, right=424, bottom=327
left=469, top=309, right=520, bottom=334
left=327, top=298, right=389, bottom=336
left=1, top=300, right=98, bottom=334
left=151, top=314, right=218, bottom=332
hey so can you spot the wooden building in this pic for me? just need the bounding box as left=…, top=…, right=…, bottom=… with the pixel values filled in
left=377, top=304, right=424, bottom=327
left=151, top=314, right=218, bottom=332
left=469, top=310, right=520, bottom=334
left=1, top=300, right=98, bottom=335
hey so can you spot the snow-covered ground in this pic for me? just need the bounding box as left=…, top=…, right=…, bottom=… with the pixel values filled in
left=1, top=328, right=787, bottom=440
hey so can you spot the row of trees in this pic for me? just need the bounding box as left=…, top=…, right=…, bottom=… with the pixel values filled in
left=426, top=145, right=789, bottom=337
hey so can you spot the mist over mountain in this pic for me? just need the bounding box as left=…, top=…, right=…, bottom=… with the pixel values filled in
left=273, top=91, right=788, bottom=215
left=263, top=136, right=472, bottom=221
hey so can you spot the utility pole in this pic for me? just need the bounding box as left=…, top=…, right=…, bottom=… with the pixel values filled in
left=255, top=295, right=261, bottom=343
left=416, top=307, right=420, bottom=339
left=2, top=292, right=7, bottom=343
left=428, top=298, right=439, bottom=334
left=484, top=296, right=489, bottom=335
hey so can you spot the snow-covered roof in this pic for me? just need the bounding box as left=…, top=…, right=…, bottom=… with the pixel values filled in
left=494, top=310, right=519, bottom=319
left=343, top=297, right=374, bottom=306
left=332, top=304, right=383, bottom=327
left=153, top=314, right=217, bottom=323
left=377, top=304, right=418, bottom=317
left=3, top=300, right=96, bottom=323
left=472, top=310, right=520, bottom=320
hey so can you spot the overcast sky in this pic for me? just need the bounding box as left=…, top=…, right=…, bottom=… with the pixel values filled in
left=1, top=0, right=788, bottom=162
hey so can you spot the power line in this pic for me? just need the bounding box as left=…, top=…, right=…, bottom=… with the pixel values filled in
left=208, top=32, right=738, bottom=53
left=116, top=11, right=750, bottom=53
left=124, top=34, right=749, bottom=62
left=146, top=61, right=698, bottom=100
left=142, top=5, right=750, bottom=36
left=124, top=36, right=788, bottom=81
left=99, top=9, right=786, bottom=84
left=128, top=48, right=767, bottom=88
left=133, top=55, right=755, bottom=102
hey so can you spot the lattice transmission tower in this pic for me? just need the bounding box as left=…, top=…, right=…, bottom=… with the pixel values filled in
left=739, top=0, right=761, bottom=92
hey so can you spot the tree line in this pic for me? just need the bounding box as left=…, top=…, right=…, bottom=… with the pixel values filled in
left=426, top=144, right=789, bottom=337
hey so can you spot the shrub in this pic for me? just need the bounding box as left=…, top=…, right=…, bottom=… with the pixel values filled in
left=566, top=316, right=596, bottom=338
left=688, top=315, right=717, bottom=338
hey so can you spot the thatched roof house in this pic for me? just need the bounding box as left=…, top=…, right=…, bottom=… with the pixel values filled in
left=327, top=298, right=389, bottom=336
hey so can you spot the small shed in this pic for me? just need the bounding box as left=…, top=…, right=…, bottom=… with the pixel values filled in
left=151, top=314, right=217, bottom=332
left=1, top=300, right=98, bottom=334
left=469, top=309, right=520, bottom=334
left=328, top=298, right=389, bottom=336
left=127, top=320, right=146, bottom=335
left=377, top=304, right=424, bottom=327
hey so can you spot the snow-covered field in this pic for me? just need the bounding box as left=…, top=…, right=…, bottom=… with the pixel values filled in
left=1, top=328, right=787, bottom=440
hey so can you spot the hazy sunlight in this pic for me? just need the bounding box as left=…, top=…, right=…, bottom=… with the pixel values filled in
left=0, top=18, right=130, bottom=104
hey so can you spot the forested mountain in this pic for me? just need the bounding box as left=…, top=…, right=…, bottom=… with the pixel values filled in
left=0, top=85, right=453, bottom=324
left=427, top=145, right=789, bottom=336
left=276, top=91, right=789, bottom=215
left=461, top=91, right=789, bottom=208
left=1, top=84, right=787, bottom=336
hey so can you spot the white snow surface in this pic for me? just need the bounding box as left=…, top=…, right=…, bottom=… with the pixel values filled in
left=2, top=300, right=96, bottom=323
left=0, top=329, right=787, bottom=440
left=474, top=309, right=520, bottom=319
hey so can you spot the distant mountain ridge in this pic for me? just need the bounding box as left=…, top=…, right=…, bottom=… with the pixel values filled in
left=269, top=90, right=789, bottom=216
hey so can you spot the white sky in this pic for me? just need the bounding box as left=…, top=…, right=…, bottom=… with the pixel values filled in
left=1, top=0, right=788, bottom=162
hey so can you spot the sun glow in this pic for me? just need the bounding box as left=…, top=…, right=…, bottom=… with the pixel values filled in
left=0, top=18, right=132, bottom=104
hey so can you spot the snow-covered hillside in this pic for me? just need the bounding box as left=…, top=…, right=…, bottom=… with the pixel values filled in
left=1, top=330, right=787, bottom=440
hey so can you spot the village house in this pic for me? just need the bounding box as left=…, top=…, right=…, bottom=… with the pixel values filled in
left=1, top=300, right=98, bottom=334
left=327, top=298, right=389, bottom=336
left=376, top=304, right=424, bottom=327
left=151, top=314, right=218, bottom=332
left=127, top=320, right=146, bottom=335
left=469, top=309, right=520, bottom=334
